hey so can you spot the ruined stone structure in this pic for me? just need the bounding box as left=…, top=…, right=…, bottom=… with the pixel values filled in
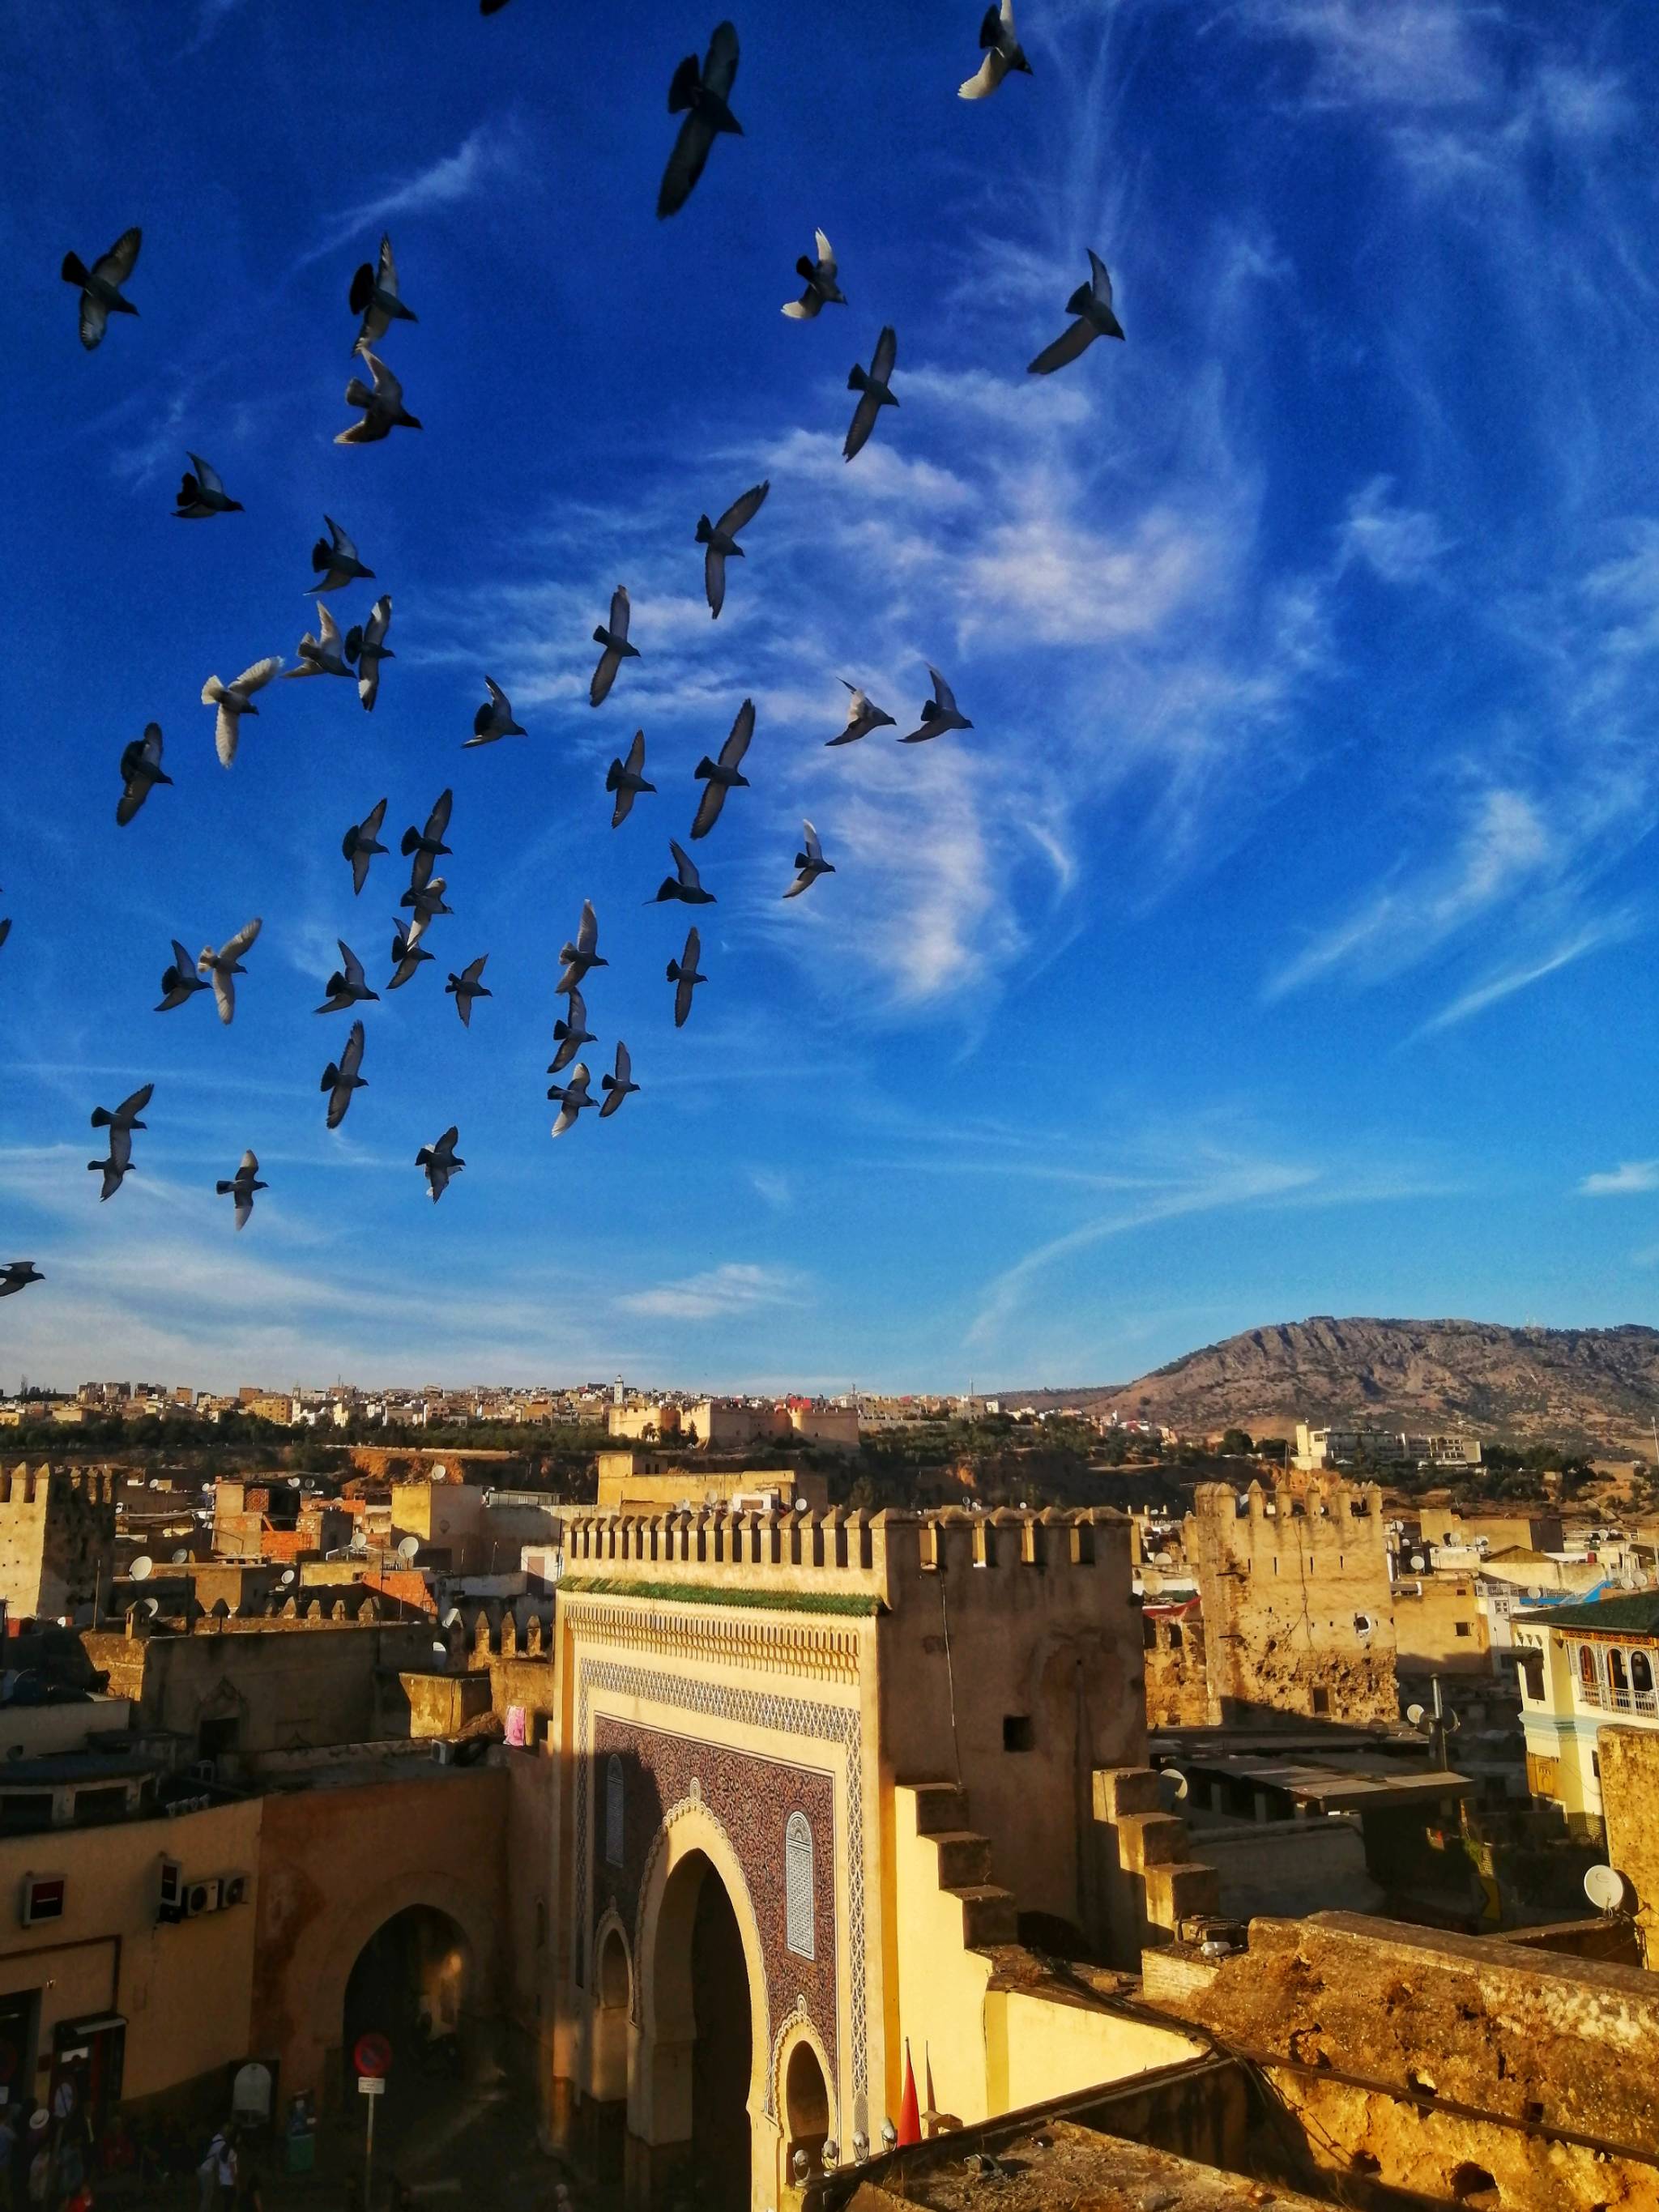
left=1185, top=1478, right=1397, bottom=1727
left=1141, top=1597, right=1210, bottom=1728
left=0, top=1463, right=116, bottom=1621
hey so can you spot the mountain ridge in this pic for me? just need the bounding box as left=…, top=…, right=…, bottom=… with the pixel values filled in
left=1000, top=1316, right=1659, bottom=1449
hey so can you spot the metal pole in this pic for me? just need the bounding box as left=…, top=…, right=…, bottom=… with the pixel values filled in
left=364, top=2090, right=376, bottom=2210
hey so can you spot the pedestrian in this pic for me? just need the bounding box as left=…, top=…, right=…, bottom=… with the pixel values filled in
left=25, top=2120, right=49, bottom=2212
left=196, top=2129, right=228, bottom=2212
left=215, top=2129, right=237, bottom=2212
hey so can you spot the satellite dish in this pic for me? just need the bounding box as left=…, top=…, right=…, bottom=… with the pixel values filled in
left=130, top=1555, right=153, bottom=1582
left=279, top=1569, right=296, bottom=1587
left=143, top=1597, right=160, bottom=1618
left=1409, top=1554, right=1426, bottom=1572
left=1584, top=1864, right=1632, bottom=1914
left=289, top=1475, right=302, bottom=1487
left=1354, top=1613, right=1375, bottom=1638
left=795, top=1498, right=809, bottom=1513
left=397, top=1535, right=420, bottom=1564
left=1157, top=1767, right=1189, bottom=1808
left=1405, top=1703, right=1427, bottom=1727
left=442, top=1608, right=461, bottom=1628
left=432, top=1641, right=449, bottom=1662
left=171, top=1549, right=190, bottom=1566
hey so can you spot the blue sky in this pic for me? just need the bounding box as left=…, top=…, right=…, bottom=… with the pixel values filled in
left=2, top=0, right=1657, bottom=1395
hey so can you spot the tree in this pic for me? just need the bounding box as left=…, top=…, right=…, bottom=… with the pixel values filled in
left=1220, top=1427, right=1255, bottom=1457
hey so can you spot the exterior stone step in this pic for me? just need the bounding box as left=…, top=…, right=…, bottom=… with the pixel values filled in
left=910, top=1779, right=970, bottom=1836
left=928, top=1829, right=994, bottom=1889
left=953, top=1882, right=1019, bottom=1948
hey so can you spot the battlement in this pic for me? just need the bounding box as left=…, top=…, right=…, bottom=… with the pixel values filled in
left=1189, top=1475, right=1386, bottom=1556
left=557, top=1502, right=1129, bottom=1612
left=0, top=1462, right=119, bottom=1511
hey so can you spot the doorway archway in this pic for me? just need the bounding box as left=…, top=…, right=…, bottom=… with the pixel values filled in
left=342, top=1904, right=471, bottom=2114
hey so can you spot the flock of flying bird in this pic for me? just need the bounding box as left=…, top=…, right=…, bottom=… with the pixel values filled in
left=2, top=2, right=1122, bottom=1297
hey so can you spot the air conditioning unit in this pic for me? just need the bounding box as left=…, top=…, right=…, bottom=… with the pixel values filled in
left=191, top=1760, right=216, bottom=1784
left=184, top=1877, right=222, bottom=1918
left=221, top=1873, right=249, bottom=1908
left=431, top=1741, right=454, bottom=1767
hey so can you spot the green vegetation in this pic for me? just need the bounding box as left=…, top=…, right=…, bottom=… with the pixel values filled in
left=559, top=1575, right=881, bottom=1616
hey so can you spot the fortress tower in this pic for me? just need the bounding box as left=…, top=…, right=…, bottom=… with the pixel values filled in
left=0, top=1463, right=117, bottom=1622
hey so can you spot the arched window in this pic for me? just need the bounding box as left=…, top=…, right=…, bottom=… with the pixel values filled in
left=1579, top=1645, right=1597, bottom=1686
left=604, top=1754, right=624, bottom=1867
left=1634, top=1651, right=1653, bottom=1696
left=785, top=1811, right=815, bottom=1959
left=1610, top=1648, right=1630, bottom=1691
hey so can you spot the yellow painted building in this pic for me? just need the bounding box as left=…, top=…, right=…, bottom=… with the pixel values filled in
left=1516, top=1592, right=1659, bottom=1835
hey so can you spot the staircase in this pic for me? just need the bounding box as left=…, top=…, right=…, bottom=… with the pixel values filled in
left=907, top=1780, right=1019, bottom=1949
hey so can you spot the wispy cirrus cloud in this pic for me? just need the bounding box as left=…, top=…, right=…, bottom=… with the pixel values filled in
left=1416, top=911, right=1640, bottom=1036
left=1580, top=1160, right=1659, bottom=1199
left=300, top=122, right=529, bottom=266
left=616, top=1264, right=807, bottom=1323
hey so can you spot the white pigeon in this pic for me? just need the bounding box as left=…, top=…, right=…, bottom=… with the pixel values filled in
left=174, top=454, right=242, bottom=519
left=783, top=229, right=846, bottom=320
left=62, top=227, right=140, bottom=349
left=343, top=799, right=389, bottom=895
left=690, top=700, right=755, bottom=839
left=467, top=678, right=526, bottom=746
left=321, top=1021, right=368, bottom=1130
left=900, top=665, right=975, bottom=744
left=607, top=731, right=655, bottom=827
left=666, top=927, right=706, bottom=1028
left=549, top=987, right=595, bottom=1074
left=828, top=681, right=896, bottom=747
left=599, top=1042, right=639, bottom=1119
left=650, top=839, right=715, bottom=906
left=696, top=480, right=769, bottom=619
left=117, top=723, right=172, bottom=824
left=557, top=901, right=608, bottom=996
left=416, top=1127, right=463, bottom=1204
left=203, top=657, right=282, bottom=768
left=316, top=941, right=379, bottom=1015
left=336, top=352, right=422, bottom=444
left=309, top=516, right=374, bottom=595
left=590, top=586, right=639, bottom=707
left=349, top=233, right=417, bottom=356
left=783, top=820, right=835, bottom=898
left=347, top=594, right=394, bottom=711
left=215, top=1149, right=266, bottom=1232
left=198, top=918, right=262, bottom=1025
left=844, top=326, right=898, bottom=462
left=548, top=1062, right=595, bottom=1138
left=285, top=603, right=354, bottom=681
left=1029, top=251, right=1126, bottom=374
left=960, top=0, right=1032, bottom=97
left=446, top=954, right=491, bottom=1028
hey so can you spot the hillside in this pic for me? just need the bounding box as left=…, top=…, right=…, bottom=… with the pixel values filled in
left=1007, top=1317, right=1659, bottom=1451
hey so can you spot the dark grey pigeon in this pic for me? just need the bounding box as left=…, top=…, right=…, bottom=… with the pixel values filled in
left=783, top=229, right=846, bottom=320
left=783, top=820, right=834, bottom=898
left=556, top=901, right=607, bottom=996
left=62, top=228, right=140, bottom=349
left=1029, top=251, right=1125, bottom=374
left=349, top=234, right=417, bottom=356
left=0, top=1261, right=43, bottom=1297
left=117, top=723, right=171, bottom=825
left=402, top=790, right=454, bottom=890
left=844, top=326, right=898, bottom=462
left=696, top=480, right=768, bottom=618
left=346, top=594, right=394, bottom=711
left=343, top=799, right=389, bottom=894
left=899, top=664, right=975, bottom=744
left=321, top=1021, right=368, bottom=1129
left=316, top=941, right=379, bottom=1015
left=416, top=1126, right=464, bottom=1202
left=215, top=1149, right=265, bottom=1231
left=658, top=21, right=742, bottom=220
left=549, top=987, right=596, bottom=1074
left=599, top=1042, right=639, bottom=1119
left=336, top=352, right=421, bottom=444
left=156, top=939, right=209, bottom=1012
left=548, top=1063, right=595, bottom=1138
left=446, top=955, right=491, bottom=1028
left=690, top=699, right=754, bottom=839
left=388, top=923, right=433, bottom=991
left=310, top=516, right=373, bottom=595
left=666, top=927, right=706, bottom=1028
left=590, top=586, right=639, bottom=706
left=651, top=840, right=715, bottom=906
left=607, top=731, right=655, bottom=827
left=174, top=454, right=242, bottom=518
left=467, top=678, right=526, bottom=746
left=87, top=1084, right=152, bottom=1202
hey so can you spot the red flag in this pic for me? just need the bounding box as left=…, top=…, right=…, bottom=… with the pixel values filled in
left=898, top=2040, right=921, bottom=2146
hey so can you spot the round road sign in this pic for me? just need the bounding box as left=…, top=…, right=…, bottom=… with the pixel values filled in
left=352, top=2033, right=393, bottom=2080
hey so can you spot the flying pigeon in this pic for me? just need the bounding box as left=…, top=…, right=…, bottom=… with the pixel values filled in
left=316, top=941, right=379, bottom=1015
left=557, top=901, right=607, bottom=995
left=549, top=987, right=595, bottom=1074
left=309, top=516, right=374, bottom=595
left=783, top=820, right=834, bottom=897
left=783, top=230, right=846, bottom=320
left=446, top=955, right=491, bottom=1028
left=1029, top=251, right=1125, bottom=373
left=62, top=227, right=140, bottom=349
left=690, top=699, right=754, bottom=839
left=284, top=603, right=354, bottom=680
left=174, top=454, right=242, bottom=519
left=336, top=351, right=422, bottom=444
left=349, top=234, right=417, bottom=356
left=548, top=1063, right=595, bottom=1138
left=960, top=1, right=1031, bottom=97
left=607, top=731, right=655, bottom=827
left=900, top=665, right=975, bottom=744
left=828, top=681, right=896, bottom=747
left=467, top=678, right=526, bottom=747
left=156, top=939, right=210, bottom=1013
left=117, top=723, right=171, bottom=825
left=697, top=480, right=769, bottom=619
left=403, top=790, right=454, bottom=889
left=844, top=326, right=898, bottom=462
left=599, top=1042, right=639, bottom=1119
left=590, top=586, right=639, bottom=707
left=416, top=1127, right=463, bottom=1203
left=400, top=878, right=451, bottom=945
left=658, top=20, right=742, bottom=220
left=0, top=915, right=9, bottom=957
left=388, top=923, right=433, bottom=991
left=202, top=657, right=282, bottom=768
left=198, top=918, right=262, bottom=1025
left=347, top=594, right=394, bottom=711
left=0, top=1262, right=43, bottom=1298
left=321, top=1020, right=368, bottom=1130
left=215, top=1150, right=266, bottom=1232
left=87, top=1084, right=153, bottom=1201
left=343, top=799, right=389, bottom=895
left=667, top=927, right=706, bottom=1028
left=651, top=840, right=715, bottom=906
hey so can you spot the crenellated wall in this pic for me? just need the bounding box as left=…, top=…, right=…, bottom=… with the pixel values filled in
left=0, top=1461, right=117, bottom=1621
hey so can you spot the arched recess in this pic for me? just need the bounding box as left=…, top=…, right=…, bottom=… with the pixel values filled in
left=777, top=2014, right=835, bottom=2174
left=592, top=1912, right=632, bottom=2103
left=629, top=1801, right=774, bottom=2210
